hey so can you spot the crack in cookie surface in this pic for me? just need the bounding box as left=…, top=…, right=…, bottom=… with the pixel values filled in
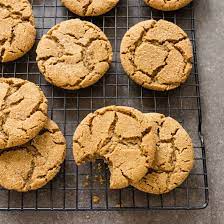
left=132, top=113, right=194, bottom=194
left=61, top=0, right=119, bottom=16
left=0, top=119, right=66, bottom=192
left=36, top=19, right=113, bottom=90
left=120, top=19, right=193, bottom=91
left=0, top=78, right=48, bottom=149
left=0, top=0, right=36, bottom=62
left=73, top=106, right=156, bottom=189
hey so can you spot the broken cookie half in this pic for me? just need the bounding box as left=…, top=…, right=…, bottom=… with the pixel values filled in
left=73, top=106, right=157, bottom=189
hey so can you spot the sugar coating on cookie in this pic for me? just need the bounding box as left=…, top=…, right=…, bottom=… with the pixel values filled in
left=73, top=106, right=156, bottom=189
left=0, top=119, right=66, bottom=192
left=36, top=19, right=113, bottom=90
left=0, top=0, right=36, bottom=62
left=144, top=0, right=192, bottom=11
left=120, top=20, right=193, bottom=91
left=132, top=113, right=194, bottom=194
left=61, top=0, right=119, bottom=16
left=0, top=78, right=48, bottom=149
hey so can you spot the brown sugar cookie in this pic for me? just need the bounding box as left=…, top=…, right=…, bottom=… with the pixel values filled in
left=73, top=106, right=156, bottom=189
left=0, top=0, right=36, bottom=62
left=61, top=0, right=119, bottom=17
left=0, top=119, right=66, bottom=192
left=120, top=19, right=193, bottom=91
left=36, top=19, right=113, bottom=90
left=0, top=78, right=48, bottom=149
left=132, top=113, right=194, bottom=194
left=144, top=0, right=192, bottom=11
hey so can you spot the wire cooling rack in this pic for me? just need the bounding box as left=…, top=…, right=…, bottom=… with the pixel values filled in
left=0, top=0, right=208, bottom=211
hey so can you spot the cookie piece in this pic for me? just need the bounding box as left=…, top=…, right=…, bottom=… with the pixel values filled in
left=0, top=78, right=48, bottom=149
left=36, top=19, right=113, bottom=90
left=144, top=0, right=192, bottom=11
left=73, top=106, right=156, bottom=189
left=61, top=0, right=119, bottom=16
left=0, top=0, right=36, bottom=62
left=120, top=19, right=193, bottom=91
left=0, top=119, right=66, bottom=192
left=132, top=113, right=194, bottom=194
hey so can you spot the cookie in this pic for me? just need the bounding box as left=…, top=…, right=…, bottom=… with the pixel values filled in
left=0, top=119, right=66, bottom=192
left=120, top=19, right=193, bottom=91
left=73, top=106, right=156, bottom=189
left=132, top=113, right=194, bottom=194
left=36, top=19, right=113, bottom=90
left=61, top=0, right=119, bottom=17
left=0, top=0, right=36, bottom=62
left=144, top=0, right=192, bottom=11
left=0, top=78, right=48, bottom=149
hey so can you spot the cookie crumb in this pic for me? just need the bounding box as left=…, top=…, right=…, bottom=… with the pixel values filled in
left=95, top=175, right=104, bottom=185
left=97, top=163, right=102, bottom=171
left=115, top=203, right=123, bottom=208
left=83, top=175, right=89, bottom=187
left=92, top=195, right=100, bottom=204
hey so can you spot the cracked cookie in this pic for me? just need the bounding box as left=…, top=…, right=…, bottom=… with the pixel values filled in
left=132, top=113, right=194, bottom=194
left=0, top=78, right=48, bottom=149
left=144, top=0, right=192, bottom=11
left=0, top=119, right=66, bottom=192
left=36, top=19, right=113, bottom=90
left=73, top=106, right=156, bottom=189
left=0, top=0, right=36, bottom=62
left=120, top=19, right=193, bottom=91
left=61, top=0, right=119, bottom=17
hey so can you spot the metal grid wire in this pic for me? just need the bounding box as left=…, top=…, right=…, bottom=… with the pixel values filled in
left=0, top=0, right=208, bottom=210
